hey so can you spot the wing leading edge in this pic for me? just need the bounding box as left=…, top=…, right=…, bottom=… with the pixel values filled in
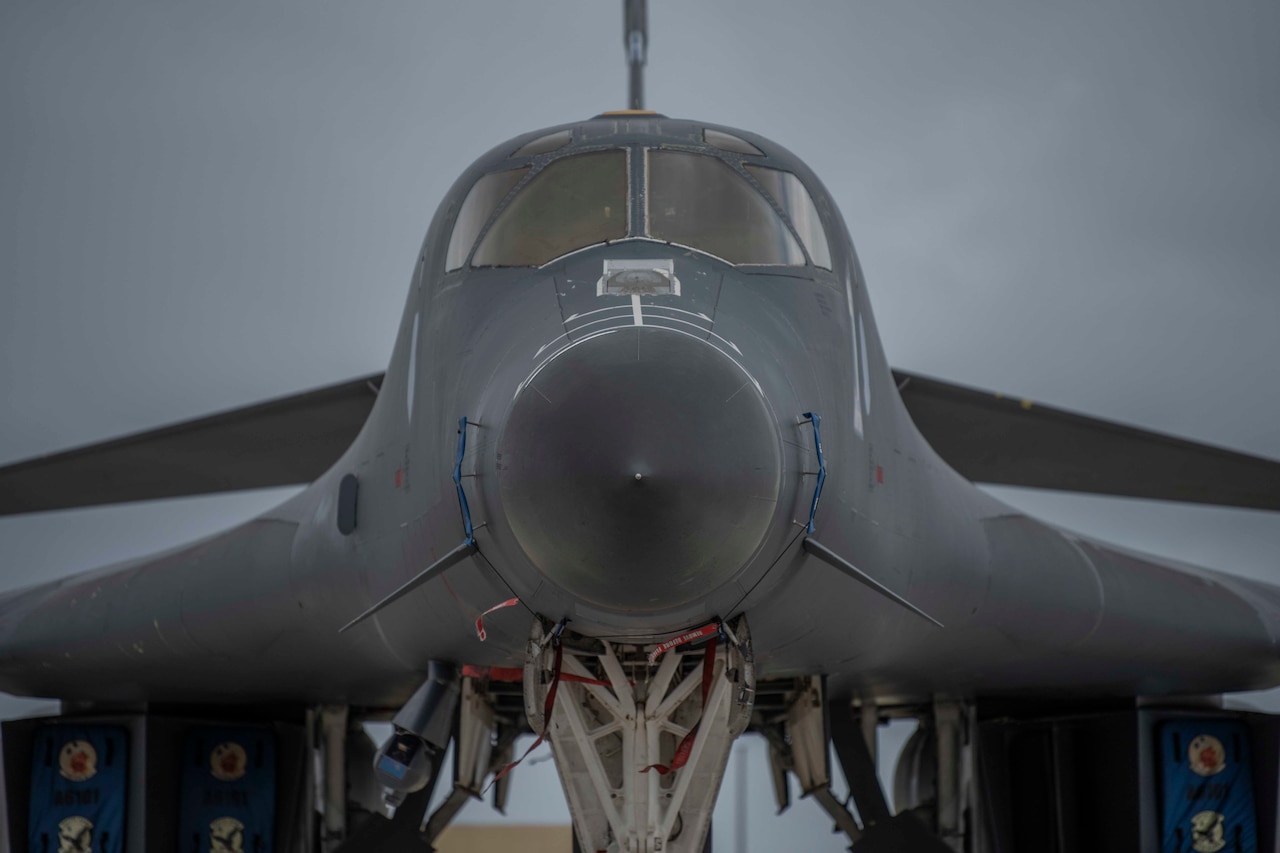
left=0, top=372, right=383, bottom=516
left=2, top=368, right=1274, bottom=516
left=894, top=369, right=1280, bottom=511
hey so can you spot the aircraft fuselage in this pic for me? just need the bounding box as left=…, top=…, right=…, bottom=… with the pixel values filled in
left=2, top=116, right=1278, bottom=711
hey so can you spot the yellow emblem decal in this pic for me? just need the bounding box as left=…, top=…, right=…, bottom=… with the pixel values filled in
left=1188, top=733, right=1227, bottom=777
left=210, top=816, right=245, bottom=853
left=58, top=740, right=97, bottom=783
left=57, top=816, right=93, bottom=853
left=1190, top=810, right=1226, bottom=853
left=210, top=741, right=248, bottom=782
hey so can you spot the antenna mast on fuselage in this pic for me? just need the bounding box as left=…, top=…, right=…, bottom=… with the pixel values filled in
left=624, top=0, right=648, bottom=110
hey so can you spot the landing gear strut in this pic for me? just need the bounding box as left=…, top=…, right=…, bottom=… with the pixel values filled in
left=524, top=617, right=755, bottom=853
left=761, top=678, right=955, bottom=852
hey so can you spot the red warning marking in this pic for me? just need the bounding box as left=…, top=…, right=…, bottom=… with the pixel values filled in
left=462, top=665, right=524, bottom=682
left=475, top=597, right=520, bottom=641
left=646, top=622, right=719, bottom=664
left=875, top=465, right=884, bottom=484
left=559, top=672, right=615, bottom=688
left=488, top=641, right=564, bottom=790
left=643, top=635, right=718, bottom=775
left=394, top=468, right=404, bottom=488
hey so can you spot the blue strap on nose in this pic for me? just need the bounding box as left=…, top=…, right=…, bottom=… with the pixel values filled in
left=337, top=417, right=481, bottom=633
left=801, top=412, right=826, bottom=534
left=455, top=416, right=476, bottom=546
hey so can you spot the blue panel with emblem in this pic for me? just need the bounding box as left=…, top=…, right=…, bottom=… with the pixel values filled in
left=1159, top=719, right=1258, bottom=853
left=28, top=724, right=128, bottom=853
left=178, top=726, right=276, bottom=853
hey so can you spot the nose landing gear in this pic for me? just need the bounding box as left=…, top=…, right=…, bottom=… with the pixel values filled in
left=523, top=617, right=755, bottom=853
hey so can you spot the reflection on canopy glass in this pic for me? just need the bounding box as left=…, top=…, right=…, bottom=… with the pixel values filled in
left=512, top=129, right=572, bottom=158
left=446, top=168, right=528, bottom=272
left=746, top=166, right=832, bottom=269
left=472, top=150, right=628, bottom=267
left=704, top=128, right=763, bottom=156
left=647, top=150, right=803, bottom=265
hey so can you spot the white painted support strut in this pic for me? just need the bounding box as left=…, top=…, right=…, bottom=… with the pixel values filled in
left=320, top=705, right=349, bottom=851
left=524, top=619, right=755, bottom=853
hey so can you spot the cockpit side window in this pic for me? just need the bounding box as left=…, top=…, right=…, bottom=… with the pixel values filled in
left=446, top=168, right=528, bottom=272
left=472, top=150, right=628, bottom=268
left=745, top=166, right=832, bottom=270
left=646, top=150, right=804, bottom=265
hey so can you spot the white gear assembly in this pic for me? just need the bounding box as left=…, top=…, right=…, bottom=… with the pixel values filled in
left=521, top=617, right=755, bottom=853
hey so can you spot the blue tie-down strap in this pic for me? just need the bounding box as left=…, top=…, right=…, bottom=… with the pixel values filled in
left=455, top=416, right=475, bottom=546
left=801, top=413, right=827, bottom=534
left=29, top=724, right=128, bottom=853
left=1158, top=718, right=1258, bottom=853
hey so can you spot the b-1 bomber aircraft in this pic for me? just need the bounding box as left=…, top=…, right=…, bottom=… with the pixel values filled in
left=2, top=3, right=1279, bottom=851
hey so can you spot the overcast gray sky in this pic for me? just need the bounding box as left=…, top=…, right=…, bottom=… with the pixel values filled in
left=2, top=1, right=1279, bottom=848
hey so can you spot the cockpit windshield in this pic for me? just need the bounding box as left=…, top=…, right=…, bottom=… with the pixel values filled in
left=472, top=150, right=628, bottom=267
left=449, top=137, right=833, bottom=270
left=647, top=150, right=804, bottom=265
left=446, top=167, right=528, bottom=272
left=745, top=165, right=832, bottom=270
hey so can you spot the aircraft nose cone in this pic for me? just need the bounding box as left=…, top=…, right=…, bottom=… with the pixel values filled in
left=498, top=327, right=781, bottom=613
